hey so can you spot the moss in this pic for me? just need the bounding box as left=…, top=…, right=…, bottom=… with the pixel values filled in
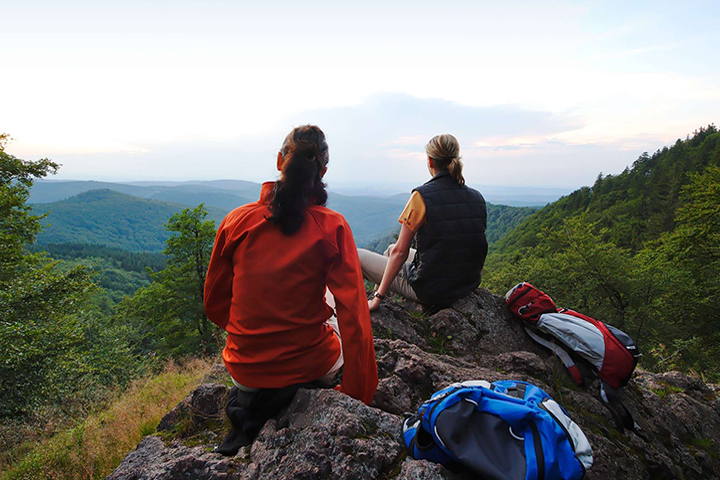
left=361, top=418, right=379, bottom=435
left=580, top=410, right=633, bottom=449
left=688, top=437, right=718, bottom=459
left=380, top=450, right=407, bottom=479
left=650, top=382, right=684, bottom=399
left=605, top=425, right=629, bottom=445
left=547, top=363, right=581, bottom=406
left=155, top=411, right=230, bottom=450
left=373, top=325, right=397, bottom=341
left=180, top=434, right=213, bottom=448
left=172, top=416, right=195, bottom=438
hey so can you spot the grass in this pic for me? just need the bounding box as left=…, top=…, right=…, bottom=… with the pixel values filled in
left=1, top=357, right=214, bottom=480
left=427, top=332, right=453, bottom=355
left=689, top=437, right=718, bottom=459
left=650, top=382, right=684, bottom=399
left=547, top=362, right=581, bottom=406
left=407, top=310, right=429, bottom=321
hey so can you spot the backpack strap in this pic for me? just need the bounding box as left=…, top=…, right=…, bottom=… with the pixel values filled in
left=505, top=382, right=527, bottom=400
left=600, top=381, right=640, bottom=432
left=525, top=326, right=584, bottom=386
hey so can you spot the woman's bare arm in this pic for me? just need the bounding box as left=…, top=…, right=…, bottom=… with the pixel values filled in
left=368, top=223, right=414, bottom=310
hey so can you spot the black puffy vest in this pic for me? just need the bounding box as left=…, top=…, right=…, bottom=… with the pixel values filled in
left=406, top=171, right=488, bottom=307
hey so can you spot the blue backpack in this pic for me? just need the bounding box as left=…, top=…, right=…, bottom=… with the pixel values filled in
left=403, top=380, right=593, bottom=480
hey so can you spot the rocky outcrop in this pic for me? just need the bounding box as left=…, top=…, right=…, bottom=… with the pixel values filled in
left=110, top=289, right=720, bottom=479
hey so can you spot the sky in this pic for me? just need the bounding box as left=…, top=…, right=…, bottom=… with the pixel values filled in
left=2, top=0, right=719, bottom=192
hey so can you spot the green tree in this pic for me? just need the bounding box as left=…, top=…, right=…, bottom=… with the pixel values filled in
left=634, top=165, right=720, bottom=376
left=0, top=133, right=58, bottom=279
left=485, top=215, right=641, bottom=329
left=0, top=135, right=140, bottom=418
left=118, top=205, right=218, bottom=357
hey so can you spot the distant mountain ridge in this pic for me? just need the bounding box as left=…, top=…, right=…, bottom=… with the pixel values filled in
left=31, top=179, right=563, bottom=207
left=29, top=180, right=258, bottom=209
left=31, top=181, right=539, bottom=252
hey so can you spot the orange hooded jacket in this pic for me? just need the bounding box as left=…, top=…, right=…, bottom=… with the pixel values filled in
left=203, top=182, right=378, bottom=405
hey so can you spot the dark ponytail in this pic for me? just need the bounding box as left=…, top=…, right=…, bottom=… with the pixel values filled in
left=267, top=125, right=329, bottom=234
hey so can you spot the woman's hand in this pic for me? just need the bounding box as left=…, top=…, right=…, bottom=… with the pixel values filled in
left=368, top=296, right=382, bottom=312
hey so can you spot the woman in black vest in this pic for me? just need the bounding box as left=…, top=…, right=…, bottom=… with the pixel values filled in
left=358, top=134, right=488, bottom=312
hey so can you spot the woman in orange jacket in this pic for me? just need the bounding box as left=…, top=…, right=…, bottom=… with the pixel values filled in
left=204, top=125, right=378, bottom=455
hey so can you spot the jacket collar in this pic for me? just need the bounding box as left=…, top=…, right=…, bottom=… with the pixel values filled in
left=259, top=182, right=275, bottom=204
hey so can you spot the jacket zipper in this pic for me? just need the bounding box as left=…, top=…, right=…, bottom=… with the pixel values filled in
left=530, top=422, right=545, bottom=480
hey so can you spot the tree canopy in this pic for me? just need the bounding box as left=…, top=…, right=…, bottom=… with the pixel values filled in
left=116, top=205, right=218, bottom=358
left=0, top=135, right=140, bottom=418
left=484, top=126, right=720, bottom=379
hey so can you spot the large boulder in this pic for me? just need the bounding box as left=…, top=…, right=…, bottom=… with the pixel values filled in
left=110, top=288, right=720, bottom=479
left=109, top=388, right=416, bottom=480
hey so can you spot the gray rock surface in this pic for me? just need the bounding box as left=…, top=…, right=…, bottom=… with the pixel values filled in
left=156, top=383, right=228, bottom=433
left=110, top=289, right=720, bottom=479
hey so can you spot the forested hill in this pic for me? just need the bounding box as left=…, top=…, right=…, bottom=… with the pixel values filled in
left=483, top=125, right=720, bottom=379
left=493, top=125, right=720, bottom=254
left=28, top=179, right=259, bottom=207
left=31, top=186, right=538, bottom=251
left=31, top=189, right=228, bottom=252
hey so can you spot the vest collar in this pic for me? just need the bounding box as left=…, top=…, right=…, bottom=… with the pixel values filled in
left=423, top=170, right=451, bottom=185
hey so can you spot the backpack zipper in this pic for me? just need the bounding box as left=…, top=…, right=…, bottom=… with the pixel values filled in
left=530, top=421, right=545, bottom=480
left=426, top=387, right=462, bottom=419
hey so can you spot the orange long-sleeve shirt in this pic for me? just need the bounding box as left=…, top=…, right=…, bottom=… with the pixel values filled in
left=203, top=182, right=378, bottom=405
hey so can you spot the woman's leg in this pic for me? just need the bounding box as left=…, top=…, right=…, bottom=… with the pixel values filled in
left=357, top=248, right=419, bottom=302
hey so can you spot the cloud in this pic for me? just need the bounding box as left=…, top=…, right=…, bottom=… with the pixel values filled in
left=274, top=93, right=589, bottom=185
left=42, top=93, right=675, bottom=190
left=285, top=92, right=582, bottom=147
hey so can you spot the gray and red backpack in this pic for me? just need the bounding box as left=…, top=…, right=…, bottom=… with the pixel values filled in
left=505, top=282, right=641, bottom=430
